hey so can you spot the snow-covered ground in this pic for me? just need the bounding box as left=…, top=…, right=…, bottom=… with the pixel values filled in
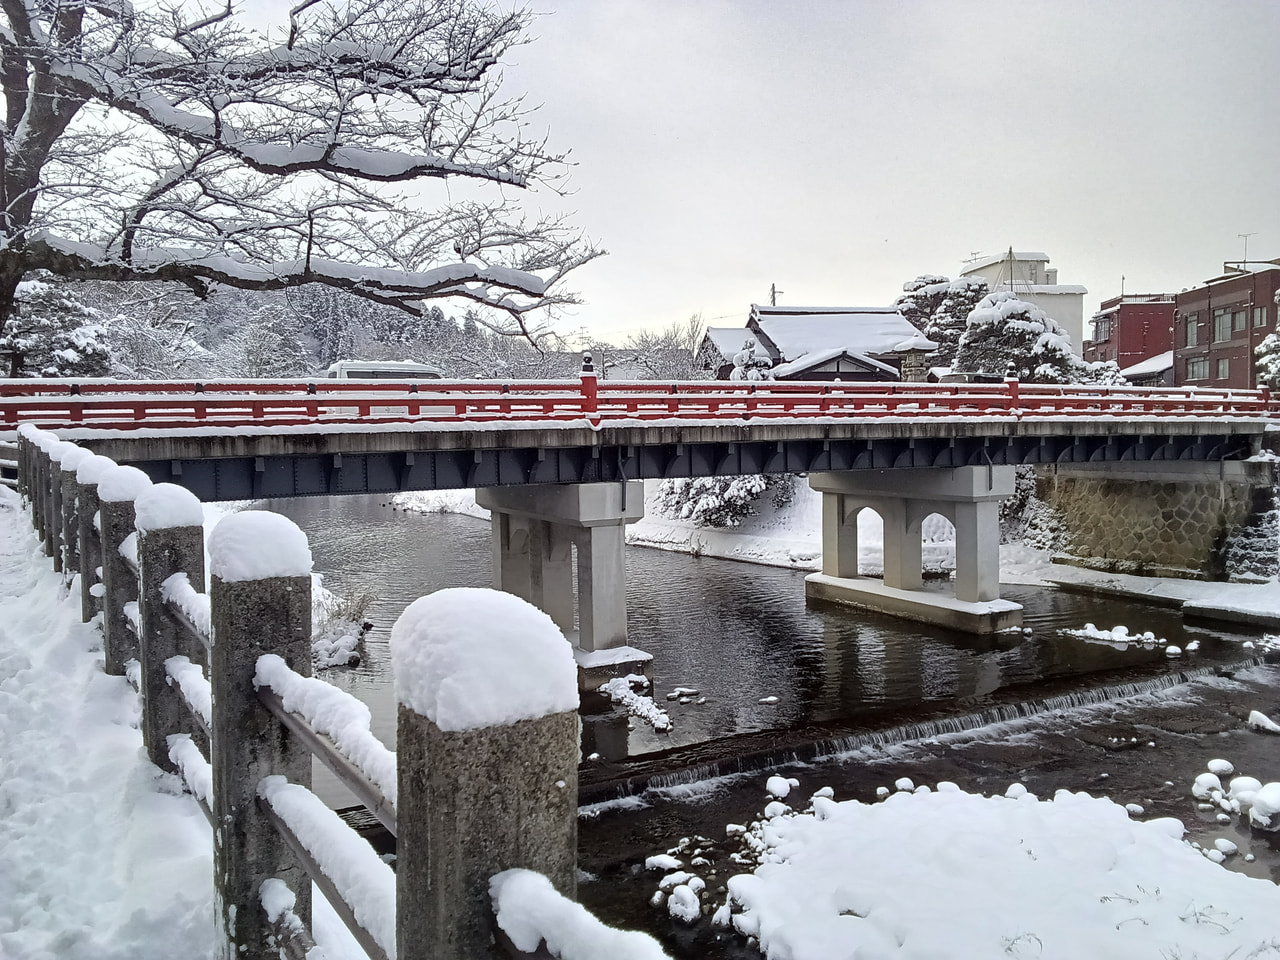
left=677, top=771, right=1280, bottom=959
left=7, top=475, right=1280, bottom=960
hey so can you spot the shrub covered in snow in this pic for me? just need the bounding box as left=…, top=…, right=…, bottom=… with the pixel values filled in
left=652, top=474, right=795, bottom=528
left=728, top=338, right=774, bottom=382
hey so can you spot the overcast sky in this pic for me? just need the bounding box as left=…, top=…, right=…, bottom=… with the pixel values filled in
left=256, top=1, right=1280, bottom=343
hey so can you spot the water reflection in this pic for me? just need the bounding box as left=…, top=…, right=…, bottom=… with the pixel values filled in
left=263, top=495, right=1259, bottom=803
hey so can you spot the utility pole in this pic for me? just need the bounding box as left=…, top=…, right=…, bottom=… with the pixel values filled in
left=770, top=283, right=783, bottom=306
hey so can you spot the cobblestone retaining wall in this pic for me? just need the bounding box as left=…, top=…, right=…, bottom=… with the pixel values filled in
left=1036, top=461, right=1279, bottom=581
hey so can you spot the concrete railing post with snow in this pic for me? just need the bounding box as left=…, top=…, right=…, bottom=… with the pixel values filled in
left=15, top=430, right=27, bottom=499
left=75, top=454, right=115, bottom=624
left=57, top=445, right=92, bottom=584
left=135, top=483, right=207, bottom=771
left=47, top=446, right=65, bottom=573
left=35, top=441, right=52, bottom=555
left=208, top=511, right=314, bottom=960
left=392, top=587, right=580, bottom=960
left=97, top=465, right=153, bottom=676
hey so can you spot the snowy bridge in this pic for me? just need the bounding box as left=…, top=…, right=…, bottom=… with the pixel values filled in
left=0, top=368, right=1274, bottom=501
left=9, top=368, right=1278, bottom=640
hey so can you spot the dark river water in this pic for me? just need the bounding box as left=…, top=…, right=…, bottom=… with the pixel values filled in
left=264, top=494, right=1264, bottom=801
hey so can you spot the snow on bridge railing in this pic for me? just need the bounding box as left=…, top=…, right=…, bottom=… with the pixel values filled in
left=15, top=426, right=669, bottom=960
left=2, top=368, right=1277, bottom=432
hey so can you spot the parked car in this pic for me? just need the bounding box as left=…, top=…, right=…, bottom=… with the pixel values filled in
left=325, top=360, right=443, bottom=379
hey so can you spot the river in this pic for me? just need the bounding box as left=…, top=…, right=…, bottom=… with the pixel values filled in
left=264, top=494, right=1264, bottom=799
left=264, top=493, right=1280, bottom=958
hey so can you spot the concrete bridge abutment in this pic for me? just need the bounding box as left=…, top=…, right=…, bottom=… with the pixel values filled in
left=475, top=481, right=650, bottom=690
left=807, top=466, right=1023, bottom=633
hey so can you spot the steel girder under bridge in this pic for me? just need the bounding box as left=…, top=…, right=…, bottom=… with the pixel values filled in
left=118, top=430, right=1255, bottom=502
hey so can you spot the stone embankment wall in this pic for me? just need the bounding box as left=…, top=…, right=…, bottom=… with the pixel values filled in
left=1034, top=461, right=1279, bottom=581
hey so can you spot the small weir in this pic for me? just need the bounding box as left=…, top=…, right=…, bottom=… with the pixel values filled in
left=588, top=656, right=1276, bottom=801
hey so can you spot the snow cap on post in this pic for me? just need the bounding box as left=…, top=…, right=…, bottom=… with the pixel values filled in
left=207, top=511, right=312, bottom=582
left=17, top=424, right=58, bottom=448
left=76, top=454, right=118, bottom=486
left=97, top=464, right=153, bottom=503
left=54, top=445, right=94, bottom=472
left=134, top=483, right=204, bottom=533
left=391, top=587, right=578, bottom=731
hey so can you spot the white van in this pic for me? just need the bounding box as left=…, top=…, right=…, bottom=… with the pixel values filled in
left=325, top=360, right=444, bottom=380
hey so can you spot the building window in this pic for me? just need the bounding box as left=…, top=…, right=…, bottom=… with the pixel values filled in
left=1216, top=358, right=1230, bottom=380
left=1256, top=306, right=1269, bottom=327
left=1093, top=318, right=1112, bottom=341
left=1186, top=357, right=1209, bottom=380
left=1213, top=307, right=1232, bottom=341
left=1233, top=308, right=1247, bottom=332
left=1185, top=316, right=1199, bottom=347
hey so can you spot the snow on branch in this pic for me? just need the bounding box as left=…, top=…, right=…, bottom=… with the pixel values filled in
left=0, top=0, right=599, bottom=337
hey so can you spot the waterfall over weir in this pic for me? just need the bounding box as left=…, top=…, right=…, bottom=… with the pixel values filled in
left=589, top=656, right=1275, bottom=803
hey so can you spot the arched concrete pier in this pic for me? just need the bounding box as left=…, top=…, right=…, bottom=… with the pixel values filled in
left=806, top=466, right=1023, bottom=633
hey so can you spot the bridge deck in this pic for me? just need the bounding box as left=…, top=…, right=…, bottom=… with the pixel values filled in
left=6, top=378, right=1276, bottom=500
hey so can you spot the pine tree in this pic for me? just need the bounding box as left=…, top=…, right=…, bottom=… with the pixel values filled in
left=893, top=275, right=990, bottom=366
left=926, top=277, right=990, bottom=366
left=0, top=276, right=111, bottom=377
left=953, top=292, right=1123, bottom=385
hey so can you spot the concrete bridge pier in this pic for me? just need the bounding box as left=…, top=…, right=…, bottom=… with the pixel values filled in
left=475, top=481, right=650, bottom=690
left=806, top=466, right=1023, bottom=633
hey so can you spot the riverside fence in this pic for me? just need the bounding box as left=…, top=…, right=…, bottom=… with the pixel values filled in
left=15, top=424, right=666, bottom=960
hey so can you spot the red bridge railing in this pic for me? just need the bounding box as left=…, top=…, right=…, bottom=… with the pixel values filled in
left=1, top=375, right=1276, bottom=432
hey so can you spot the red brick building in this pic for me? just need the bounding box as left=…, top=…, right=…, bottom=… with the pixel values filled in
left=1084, top=294, right=1174, bottom=367
left=1174, top=261, right=1280, bottom=388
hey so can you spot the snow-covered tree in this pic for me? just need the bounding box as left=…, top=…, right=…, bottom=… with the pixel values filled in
left=612, top=315, right=707, bottom=380
left=953, top=292, right=1124, bottom=385
left=893, top=274, right=989, bottom=366
left=1255, top=332, right=1280, bottom=389
left=0, top=0, right=601, bottom=356
left=93, top=283, right=211, bottom=379
left=729, top=338, right=774, bottom=381
left=0, top=276, right=111, bottom=376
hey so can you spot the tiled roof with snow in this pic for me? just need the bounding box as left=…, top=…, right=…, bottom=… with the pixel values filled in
left=749, top=305, right=925, bottom=360
left=772, top=349, right=899, bottom=378
left=702, top=327, right=751, bottom=358
left=1118, top=350, right=1174, bottom=379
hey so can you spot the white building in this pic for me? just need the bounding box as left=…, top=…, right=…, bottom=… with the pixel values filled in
left=959, top=250, right=1087, bottom=354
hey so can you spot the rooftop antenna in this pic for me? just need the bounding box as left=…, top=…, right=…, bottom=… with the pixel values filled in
left=963, top=251, right=983, bottom=267
left=770, top=282, right=783, bottom=306
left=1239, top=232, right=1257, bottom=266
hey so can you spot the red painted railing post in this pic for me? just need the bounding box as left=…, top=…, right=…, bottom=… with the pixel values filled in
left=579, top=352, right=598, bottom=421
left=1005, top=376, right=1020, bottom=411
